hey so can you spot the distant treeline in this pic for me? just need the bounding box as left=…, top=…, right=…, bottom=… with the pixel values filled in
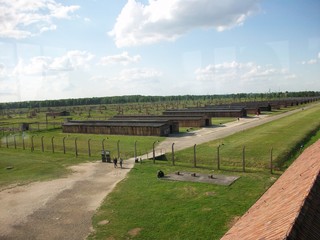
left=1, top=91, right=319, bottom=109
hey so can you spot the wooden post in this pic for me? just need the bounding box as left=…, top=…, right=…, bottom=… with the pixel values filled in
left=242, top=146, right=246, bottom=172
left=6, top=135, right=8, bottom=148
left=193, top=144, right=197, bottom=168
left=172, top=143, right=175, bottom=166
left=14, top=135, right=17, bottom=149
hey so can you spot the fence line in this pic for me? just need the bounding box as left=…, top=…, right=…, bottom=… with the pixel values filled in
left=1, top=134, right=276, bottom=173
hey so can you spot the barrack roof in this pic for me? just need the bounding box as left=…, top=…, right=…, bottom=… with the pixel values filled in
left=221, top=140, right=320, bottom=240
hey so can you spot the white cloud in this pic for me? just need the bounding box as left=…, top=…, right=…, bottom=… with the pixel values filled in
left=109, top=0, right=260, bottom=47
left=0, top=50, right=94, bottom=101
left=12, top=51, right=94, bottom=75
left=0, top=51, right=94, bottom=101
left=0, top=63, right=6, bottom=77
left=13, top=57, right=51, bottom=76
left=100, top=52, right=141, bottom=66
left=301, top=52, right=320, bottom=65
left=49, top=51, right=94, bottom=71
left=195, top=61, right=296, bottom=84
left=90, top=67, right=162, bottom=94
left=301, top=59, right=317, bottom=65
left=116, top=68, right=162, bottom=82
left=0, top=0, right=80, bottom=39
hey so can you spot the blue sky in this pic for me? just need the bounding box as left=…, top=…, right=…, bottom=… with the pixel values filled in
left=0, top=0, right=319, bottom=102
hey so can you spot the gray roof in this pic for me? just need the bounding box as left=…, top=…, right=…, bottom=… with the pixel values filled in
left=111, top=115, right=209, bottom=120
left=63, top=120, right=171, bottom=128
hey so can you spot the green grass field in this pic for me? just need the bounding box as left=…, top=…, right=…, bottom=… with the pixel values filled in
left=88, top=163, right=278, bottom=240
left=170, top=105, right=320, bottom=171
left=0, top=134, right=164, bottom=188
left=87, top=103, right=320, bottom=240
left=0, top=102, right=319, bottom=239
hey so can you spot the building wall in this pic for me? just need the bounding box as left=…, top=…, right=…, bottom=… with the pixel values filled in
left=163, top=111, right=246, bottom=118
left=62, top=124, right=169, bottom=136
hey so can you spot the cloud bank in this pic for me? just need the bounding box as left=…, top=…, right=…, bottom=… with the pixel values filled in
left=100, top=52, right=141, bottom=66
left=0, top=0, right=80, bottom=39
left=195, top=61, right=296, bottom=84
left=109, top=0, right=260, bottom=47
left=13, top=51, right=94, bottom=75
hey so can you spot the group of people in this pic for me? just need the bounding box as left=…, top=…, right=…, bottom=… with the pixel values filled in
left=113, top=157, right=123, bottom=168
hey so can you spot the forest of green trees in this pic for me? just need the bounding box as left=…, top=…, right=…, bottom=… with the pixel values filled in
left=1, top=91, right=319, bottom=110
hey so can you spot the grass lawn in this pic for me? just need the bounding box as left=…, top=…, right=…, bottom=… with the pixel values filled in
left=88, top=103, right=320, bottom=240
left=0, top=134, right=164, bottom=188
left=172, top=104, right=320, bottom=171
left=0, top=150, right=84, bottom=187
left=88, top=162, right=278, bottom=240
left=0, top=103, right=319, bottom=239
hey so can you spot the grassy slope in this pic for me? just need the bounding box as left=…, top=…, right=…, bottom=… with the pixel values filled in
left=88, top=104, right=320, bottom=240
left=173, top=105, right=320, bottom=170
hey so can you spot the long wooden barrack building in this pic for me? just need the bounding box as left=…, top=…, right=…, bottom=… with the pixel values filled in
left=62, top=120, right=178, bottom=136
left=163, top=108, right=247, bottom=118
left=111, top=115, right=211, bottom=128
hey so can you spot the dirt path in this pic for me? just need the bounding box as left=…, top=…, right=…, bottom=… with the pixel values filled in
left=0, top=104, right=313, bottom=240
left=0, top=159, right=135, bottom=240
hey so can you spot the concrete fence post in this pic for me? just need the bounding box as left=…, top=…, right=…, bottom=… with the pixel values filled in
left=134, top=140, right=138, bottom=160
left=242, top=146, right=246, bottom=172
left=31, top=135, right=35, bottom=152
left=117, top=140, right=120, bottom=159
left=51, top=136, right=55, bottom=153
left=41, top=136, right=44, bottom=152
left=14, top=135, right=17, bottom=149
left=22, top=135, right=25, bottom=150
left=217, top=145, right=220, bottom=170
left=102, top=139, right=106, bottom=152
left=63, top=137, right=66, bottom=154
left=270, top=147, right=273, bottom=174
left=75, top=138, right=78, bottom=157
left=88, top=139, right=91, bottom=157
left=172, top=143, right=175, bottom=166
left=193, top=144, right=197, bottom=168
left=153, top=141, right=156, bottom=164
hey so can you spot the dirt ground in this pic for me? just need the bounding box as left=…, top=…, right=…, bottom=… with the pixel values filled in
left=0, top=159, right=134, bottom=240
left=0, top=106, right=311, bottom=240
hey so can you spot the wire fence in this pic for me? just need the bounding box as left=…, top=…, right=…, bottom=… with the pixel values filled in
left=1, top=133, right=285, bottom=174
left=0, top=133, right=153, bottom=161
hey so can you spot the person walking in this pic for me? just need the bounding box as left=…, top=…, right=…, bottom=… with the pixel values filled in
left=113, top=158, right=117, bottom=168
left=119, top=158, right=123, bottom=168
